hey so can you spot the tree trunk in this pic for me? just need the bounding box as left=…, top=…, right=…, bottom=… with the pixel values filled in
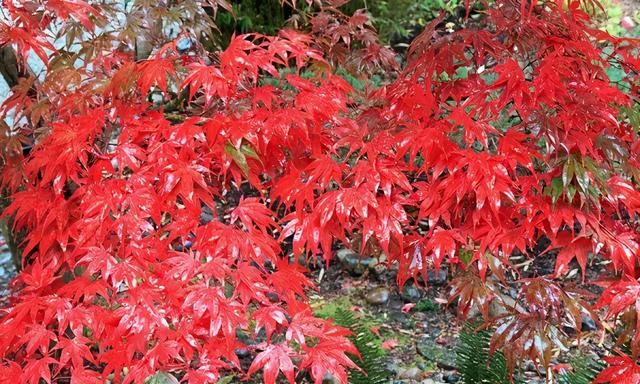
left=0, top=215, right=21, bottom=272
left=0, top=46, right=19, bottom=87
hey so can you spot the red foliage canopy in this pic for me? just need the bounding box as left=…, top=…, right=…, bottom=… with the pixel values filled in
left=0, top=0, right=639, bottom=382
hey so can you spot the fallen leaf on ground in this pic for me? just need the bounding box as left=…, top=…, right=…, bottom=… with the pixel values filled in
left=381, top=338, right=399, bottom=350
left=401, top=303, right=416, bottom=313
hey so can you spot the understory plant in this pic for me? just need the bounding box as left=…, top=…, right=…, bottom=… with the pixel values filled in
left=330, top=307, right=389, bottom=384
left=0, top=0, right=639, bottom=383
left=457, top=322, right=603, bottom=383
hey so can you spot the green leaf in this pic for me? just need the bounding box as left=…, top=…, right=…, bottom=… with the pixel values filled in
left=621, top=105, right=640, bottom=132
left=574, top=162, right=590, bottom=193
left=217, top=376, right=234, bottom=384
left=453, top=66, right=469, bottom=80
left=606, top=65, right=625, bottom=83
left=225, top=140, right=262, bottom=178
left=562, top=156, right=575, bottom=187
left=459, top=248, right=473, bottom=265
left=146, top=372, right=180, bottom=384
left=566, top=184, right=577, bottom=203
left=240, top=142, right=260, bottom=162
left=550, top=177, right=563, bottom=203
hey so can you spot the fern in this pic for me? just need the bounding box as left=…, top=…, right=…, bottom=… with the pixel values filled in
left=457, top=323, right=512, bottom=384
left=332, top=307, right=390, bottom=384
left=457, top=322, right=602, bottom=384
left=558, top=357, right=603, bottom=384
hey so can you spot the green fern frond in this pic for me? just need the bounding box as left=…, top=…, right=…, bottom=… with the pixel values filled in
left=457, top=321, right=603, bottom=384
left=558, top=356, right=604, bottom=384
left=332, top=307, right=390, bottom=384
left=457, top=323, right=512, bottom=384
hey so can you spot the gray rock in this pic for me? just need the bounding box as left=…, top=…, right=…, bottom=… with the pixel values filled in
left=421, top=380, right=446, bottom=384
left=175, top=36, right=192, bottom=53
left=322, top=374, right=340, bottom=384
left=385, top=362, right=400, bottom=375
left=290, top=253, right=323, bottom=268
left=523, top=360, right=538, bottom=373
left=427, top=269, right=447, bottom=285
left=369, top=262, right=387, bottom=277
left=442, top=372, right=460, bottom=383
left=401, top=281, right=422, bottom=302
left=266, top=291, right=280, bottom=302
left=234, top=348, right=250, bottom=358
left=0, top=236, right=15, bottom=301
left=416, top=269, right=447, bottom=286
left=200, top=206, right=215, bottom=224
left=467, top=294, right=524, bottom=319
left=398, top=367, right=423, bottom=380
left=562, top=312, right=599, bottom=336
left=416, top=336, right=457, bottom=370
left=335, top=248, right=354, bottom=261
left=146, top=372, right=179, bottom=384
left=366, top=287, right=391, bottom=305
left=336, top=249, right=375, bottom=276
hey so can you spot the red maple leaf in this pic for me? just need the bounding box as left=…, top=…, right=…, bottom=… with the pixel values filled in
left=247, top=343, right=296, bottom=384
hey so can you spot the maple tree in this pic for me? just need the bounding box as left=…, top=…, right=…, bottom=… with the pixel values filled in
left=0, top=0, right=639, bottom=383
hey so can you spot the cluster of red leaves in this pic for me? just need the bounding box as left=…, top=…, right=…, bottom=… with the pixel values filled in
left=0, top=1, right=374, bottom=383
left=1, top=0, right=640, bottom=382
left=388, top=1, right=640, bottom=380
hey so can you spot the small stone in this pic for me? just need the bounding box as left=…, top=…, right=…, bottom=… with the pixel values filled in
left=149, top=90, right=164, bottom=106
left=234, top=348, right=250, bottom=358
left=398, top=367, right=423, bottom=380
left=415, top=269, right=447, bottom=286
left=176, top=36, right=193, bottom=52
left=563, top=312, right=598, bottom=336
left=335, top=248, right=354, bottom=261
left=345, top=256, right=374, bottom=275
left=385, top=362, right=400, bottom=375
left=200, top=206, right=214, bottom=224
left=443, top=372, right=460, bottom=383
left=266, top=291, right=280, bottom=302
left=336, top=248, right=375, bottom=276
left=426, top=269, right=447, bottom=286
left=369, top=262, right=387, bottom=277
left=523, top=360, right=537, bottom=372
left=290, top=253, right=323, bottom=268
left=581, top=312, right=597, bottom=331
left=401, top=281, right=422, bottom=302
left=467, top=294, right=520, bottom=319
left=322, top=373, right=340, bottom=384
left=435, top=336, right=448, bottom=345
left=366, top=287, right=391, bottom=305
left=417, top=337, right=457, bottom=370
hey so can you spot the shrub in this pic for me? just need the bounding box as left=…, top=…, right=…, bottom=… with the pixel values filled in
left=0, top=1, right=394, bottom=382
left=0, top=0, right=639, bottom=383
